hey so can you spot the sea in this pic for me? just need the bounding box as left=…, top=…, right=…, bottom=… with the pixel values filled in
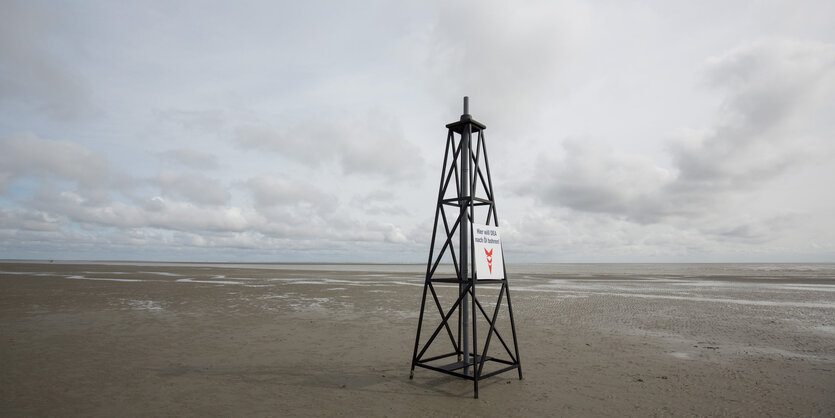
left=5, top=260, right=834, bottom=278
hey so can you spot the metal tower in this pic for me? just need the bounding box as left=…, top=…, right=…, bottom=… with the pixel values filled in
left=409, top=97, right=523, bottom=399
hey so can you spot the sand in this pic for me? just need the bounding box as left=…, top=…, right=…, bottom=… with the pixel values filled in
left=1, top=262, right=833, bottom=416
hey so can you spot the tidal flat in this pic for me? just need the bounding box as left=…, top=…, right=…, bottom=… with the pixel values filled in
left=1, top=261, right=833, bottom=416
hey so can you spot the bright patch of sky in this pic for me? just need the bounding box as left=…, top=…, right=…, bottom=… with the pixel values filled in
left=2, top=0, right=834, bottom=262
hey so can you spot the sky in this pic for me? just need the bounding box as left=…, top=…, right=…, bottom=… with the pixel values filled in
left=1, top=0, right=834, bottom=263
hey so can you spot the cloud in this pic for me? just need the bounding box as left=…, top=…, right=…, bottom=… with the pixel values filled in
left=2, top=3, right=833, bottom=262
left=158, top=148, right=220, bottom=170
left=244, top=175, right=336, bottom=215
left=503, top=206, right=809, bottom=262
left=524, top=39, right=835, bottom=225
left=152, top=170, right=230, bottom=206
left=382, top=224, right=408, bottom=244
left=350, top=190, right=407, bottom=216
left=416, top=0, right=589, bottom=124
left=29, top=191, right=251, bottom=233
left=0, top=1, right=92, bottom=119
left=329, top=220, right=410, bottom=245
left=155, top=109, right=227, bottom=134
left=0, top=132, right=115, bottom=201
left=671, top=39, right=835, bottom=192
left=235, top=108, right=424, bottom=182
left=525, top=138, right=677, bottom=223
left=0, top=208, right=62, bottom=232
left=235, top=110, right=424, bottom=180
left=0, top=131, right=409, bottom=256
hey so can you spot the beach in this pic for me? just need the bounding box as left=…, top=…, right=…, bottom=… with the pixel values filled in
left=1, top=261, right=833, bottom=416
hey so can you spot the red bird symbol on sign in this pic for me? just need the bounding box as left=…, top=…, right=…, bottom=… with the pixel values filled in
left=484, top=248, right=493, bottom=274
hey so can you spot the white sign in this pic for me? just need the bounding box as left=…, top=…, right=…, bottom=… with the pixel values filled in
left=473, top=224, right=504, bottom=280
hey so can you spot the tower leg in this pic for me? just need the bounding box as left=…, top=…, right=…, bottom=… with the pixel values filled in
left=505, top=282, right=523, bottom=380
left=410, top=278, right=431, bottom=379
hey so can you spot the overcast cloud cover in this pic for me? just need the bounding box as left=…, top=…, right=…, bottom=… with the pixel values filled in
left=1, top=0, right=834, bottom=262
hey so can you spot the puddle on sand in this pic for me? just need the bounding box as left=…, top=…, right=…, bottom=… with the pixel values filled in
left=669, top=352, right=692, bottom=360
left=66, top=275, right=143, bottom=283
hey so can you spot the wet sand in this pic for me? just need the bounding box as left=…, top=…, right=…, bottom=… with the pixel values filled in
left=1, top=262, right=833, bottom=416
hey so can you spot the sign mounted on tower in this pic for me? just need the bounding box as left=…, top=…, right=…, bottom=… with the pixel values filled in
left=473, top=224, right=504, bottom=280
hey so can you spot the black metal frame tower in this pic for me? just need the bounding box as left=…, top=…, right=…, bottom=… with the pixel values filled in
left=409, top=97, right=522, bottom=399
